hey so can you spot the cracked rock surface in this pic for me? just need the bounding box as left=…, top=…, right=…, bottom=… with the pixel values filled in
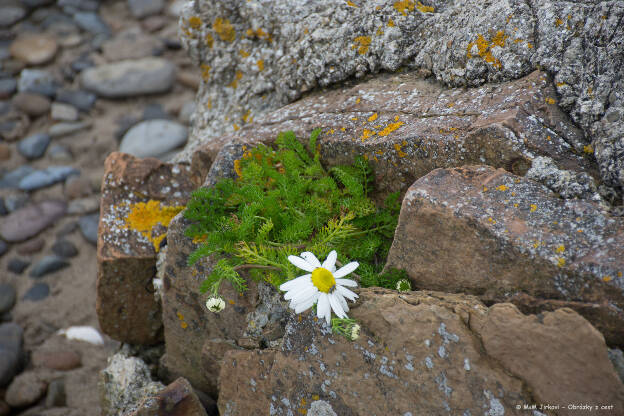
left=217, top=288, right=624, bottom=416
left=180, top=0, right=624, bottom=200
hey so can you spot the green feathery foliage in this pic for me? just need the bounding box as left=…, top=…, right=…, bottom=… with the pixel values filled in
left=184, top=129, right=404, bottom=298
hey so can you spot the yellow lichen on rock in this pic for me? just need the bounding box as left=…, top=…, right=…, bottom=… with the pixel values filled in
left=205, top=33, right=214, bottom=48
left=214, top=17, right=236, bottom=42
left=394, top=0, right=414, bottom=16
left=353, top=36, right=371, bottom=55
left=466, top=31, right=507, bottom=69
left=188, top=16, right=202, bottom=30
left=378, top=121, right=405, bottom=137
left=125, top=200, right=185, bottom=252
left=416, top=2, right=434, bottom=13
left=200, top=64, right=211, bottom=81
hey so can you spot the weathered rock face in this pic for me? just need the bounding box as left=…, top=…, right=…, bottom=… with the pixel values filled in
left=182, top=70, right=597, bottom=201
left=179, top=0, right=624, bottom=199
left=130, top=377, right=210, bottom=416
left=160, top=212, right=287, bottom=396
left=217, top=288, right=624, bottom=415
left=99, top=353, right=165, bottom=416
left=385, top=165, right=624, bottom=345
left=97, top=152, right=197, bottom=345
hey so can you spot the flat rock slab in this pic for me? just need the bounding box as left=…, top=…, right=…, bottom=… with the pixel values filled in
left=188, top=71, right=595, bottom=199
left=80, top=58, right=175, bottom=98
left=119, top=119, right=188, bottom=159
left=0, top=200, right=66, bottom=243
left=129, top=377, right=208, bottom=416
left=218, top=289, right=624, bottom=415
left=385, top=165, right=624, bottom=345
left=97, top=152, right=196, bottom=345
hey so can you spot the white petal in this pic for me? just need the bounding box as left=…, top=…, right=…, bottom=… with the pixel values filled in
left=317, top=293, right=328, bottom=320
left=58, top=326, right=104, bottom=345
left=284, top=281, right=313, bottom=300
left=288, top=255, right=316, bottom=272
left=336, top=278, right=358, bottom=287
left=329, top=293, right=346, bottom=319
left=294, top=293, right=319, bottom=313
left=289, top=285, right=319, bottom=304
left=335, top=292, right=349, bottom=313
left=300, top=252, right=321, bottom=268
left=336, top=285, right=359, bottom=301
left=334, top=261, right=359, bottom=278
left=322, top=250, right=337, bottom=272
left=279, top=274, right=311, bottom=292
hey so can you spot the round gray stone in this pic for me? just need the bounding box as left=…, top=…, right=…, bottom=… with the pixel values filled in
left=22, top=282, right=49, bottom=302
left=80, top=57, right=175, bottom=98
left=0, top=322, right=23, bottom=387
left=55, top=89, right=97, bottom=112
left=7, top=258, right=29, bottom=274
left=73, top=12, right=110, bottom=36
left=0, top=5, right=26, bottom=28
left=79, top=214, right=98, bottom=245
left=18, top=166, right=80, bottom=191
left=0, top=284, right=16, bottom=314
left=17, top=133, right=51, bottom=160
left=119, top=119, right=187, bottom=158
left=51, top=239, right=78, bottom=258
left=17, top=69, right=58, bottom=97
left=0, top=78, right=17, bottom=99
left=0, top=200, right=66, bottom=243
left=29, top=255, right=69, bottom=278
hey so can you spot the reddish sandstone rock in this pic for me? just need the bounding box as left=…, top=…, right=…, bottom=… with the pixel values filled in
left=130, top=377, right=210, bottom=416
left=32, top=350, right=81, bottom=371
left=385, top=165, right=624, bottom=345
left=217, top=289, right=624, bottom=415
left=96, top=152, right=197, bottom=345
left=160, top=212, right=286, bottom=396
left=182, top=70, right=595, bottom=199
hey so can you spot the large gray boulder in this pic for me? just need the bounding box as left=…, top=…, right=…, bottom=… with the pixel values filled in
left=178, top=0, right=624, bottom=200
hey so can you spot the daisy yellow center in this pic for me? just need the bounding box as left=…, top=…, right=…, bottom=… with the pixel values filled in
left=311, top=267, right=336, bottom=293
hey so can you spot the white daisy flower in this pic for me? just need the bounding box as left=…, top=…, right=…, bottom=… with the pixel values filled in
left=206, top=297, right=225, bottom=313
left=350, top=323, right=361, bottom=340
left=280, top=250, right=359, bottom=324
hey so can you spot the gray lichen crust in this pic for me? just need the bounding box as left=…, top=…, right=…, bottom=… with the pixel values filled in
left=179, top=0, right=624, bottom=198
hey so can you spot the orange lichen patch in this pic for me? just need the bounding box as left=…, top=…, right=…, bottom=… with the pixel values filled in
left=256, top=59, right=264, bottom=71
left=555, top=244, right=565, bottom=253
left=511, top=192, right=516, bottom=196
left=340, top=127, right=346, bottom=132
left=234, top=159, right=243, bottom=178
left=533, top=241, right=540, bottom=248
left=394, top=115, right=400, bottom=121
left=447, top=102, right=455, bottom=108
left=188, top=16, right=202, bottom=30
left=200, top=64, right=211, bottom=81
left=488, top=217, right=496, bottom=224
left=125, top=200, right=184, bottom=251
left=388, top=18, right=396, bottom=27
left=483, top=186, right=488, bottom=192
left=352, top=36, right=371, bottom=55
left=394, top=141, right=407, bottom=157
left=213, top=17, right=235, bottom=42
left=556, top=81, right=566, bottom=87
left=355, top=97, right=361, bottom=104
left=376, top=27, right=384, bottom=36
left=228, top=299, right=235, bottom=305
left=368, top=113, right=378, bottom=122
left=557, top=257, right=566, bottom=267
left=506, top=14, right=513, bottom=23
left=247, top=28, right=272, bottom=42
left=514, top=38, right=523, bottom=43
left=180, top=321, right=188, bottom=329
left=603, top=276, right=613, bottom=282
left=351, top=116, right=358, bottom=121
left=233, top=123, right=240, bottom=131
left=530, top=204, right=537, bottom=212
left=363, top=154, right=369, bottom=160
left=205, top=33, right=214, bottom=48
left=416, top=1, right=434, bottom=13
left=228, top=70, right=243, bottom=89
left=466, top=31, right=507, bottom=69
left=346, top=0, right=358, bottom=7
left=546, top=135, right=551, bottom=141
left=327, top=129, right=335, bottom=134
left=192, top=234, right=207, bottom=244
left=394, top=0, right=414, bottom=16
left=496, top=184, right=509, bottom=191
left=239, top=49, right=250, bottom=58
left=545, top=97, right=556, bottom=104
left=555, top=18, right=564, bottom=26
left=361, top=129, right=376, bottom=141
left=378, top=121, right=405, bottom=136
left=527, top=42, right=533, bottom=49
left=583, top=145, right=594, bottom=154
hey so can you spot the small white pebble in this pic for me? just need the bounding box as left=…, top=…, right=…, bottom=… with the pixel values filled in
left=57, top=326, right=104, bottom=345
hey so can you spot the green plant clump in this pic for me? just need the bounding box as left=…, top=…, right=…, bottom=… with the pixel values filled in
left=184, top=129, right=405, bottom=299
